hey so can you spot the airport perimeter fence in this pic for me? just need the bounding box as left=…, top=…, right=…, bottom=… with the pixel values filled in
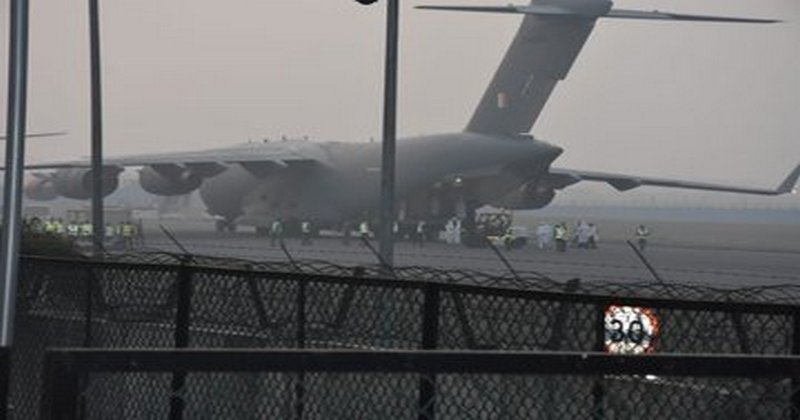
left=40, top=349, right=800, bottom=420
left=7, top=252, right=800, bottom=419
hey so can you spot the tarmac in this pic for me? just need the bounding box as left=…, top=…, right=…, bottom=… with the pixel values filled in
left=139, top=217, right=800, bottom=288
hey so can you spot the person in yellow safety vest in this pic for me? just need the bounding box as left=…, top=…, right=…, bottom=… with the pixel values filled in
left=554, top=222, right=568, bottom=253
left=53, top=219, right=65, bottom=236
left=121, top=221, right=135, bottom=249
left=43, top=218, right=55, bottom=234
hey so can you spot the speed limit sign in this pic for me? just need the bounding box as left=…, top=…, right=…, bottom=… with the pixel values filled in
left=604, top=305, right=660, bottom=354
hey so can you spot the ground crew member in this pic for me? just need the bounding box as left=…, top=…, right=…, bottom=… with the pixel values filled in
left=300, top=219, right=312, bottom=246
left=66, top=221, right=79, bottom=239
left=415, top=220, right=426, bottom=248
left=588, top=223, right=599, bottom=249
left=121, top=221, right=135, bottom=249
left=43, top=218, right=55, bottom=234
left=80, top=220, right=92, bottom=238
left=54, top=219, right=65, bottom=236
left=270, top=218, right=284, bottom=247
left=635, top=224, right=651, bottom=252
left=359, top=220, right=371, bottom=241
left=554, top=222, right=567, bottom=252
left=105, top=223, right=116, bottom=241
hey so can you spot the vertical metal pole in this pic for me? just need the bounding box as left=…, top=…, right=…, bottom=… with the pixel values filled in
left=1, top=347, right=8, bottom=420
left=170, top=263, right=193, bottom=420
left=417, top=283, right=440, bottom=420
left=791, top=310, right=800, bottom=420
left=88, top=0, right=105, bottom=257
left=0, top=0, right=30, bottom=348
left=378, top=0, right=400, bottom=268
left=592, top=303, right=606, bottom=420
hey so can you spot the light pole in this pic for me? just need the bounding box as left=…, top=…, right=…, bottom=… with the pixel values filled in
left=89, top=0, right=105, bottom=258
left=355, top=0, right=399, bottom=269
left=0, top=0, right=30, bottom=349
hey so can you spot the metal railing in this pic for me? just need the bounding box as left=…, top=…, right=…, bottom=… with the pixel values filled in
left=42, top=348, right=800, bottom=420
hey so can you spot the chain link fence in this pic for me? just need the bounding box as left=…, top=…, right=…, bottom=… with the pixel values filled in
left=43, top=349, right=800, bottom=420
left=10, top=252, right=800, bottom=419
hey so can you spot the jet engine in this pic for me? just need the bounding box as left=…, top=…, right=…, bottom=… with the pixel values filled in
left=491, top=180, right=555, bottom=210
left=139, top=166, right=202, bottom=196
left=23, top=174, right=58, bottom=201
left=51, top=167, right=122, bottom=200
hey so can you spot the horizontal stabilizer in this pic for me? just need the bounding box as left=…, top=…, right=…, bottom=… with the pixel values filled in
left=548, top=163, right=800, bottom=196
left=417, top=4, right=780, bottom=23
left=606, top=9, right=781, bottom=24
left=0, top=131, right=68, bottom=140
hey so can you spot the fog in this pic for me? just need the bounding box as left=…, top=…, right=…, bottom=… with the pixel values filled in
left=1, top=0, right=798, bottom=207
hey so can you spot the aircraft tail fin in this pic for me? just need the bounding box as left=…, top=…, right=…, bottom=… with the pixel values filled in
left=418, top=4, right=779, bottom=137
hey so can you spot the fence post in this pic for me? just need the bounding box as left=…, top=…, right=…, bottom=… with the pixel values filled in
left=82, top=266, right=95, bottom=348
left=170, top=261, right=193, bottom=420
left=418, top=282, right=440, bottom=420
left=294, top=277, right=308, bottom=420
left=792, top=310, right=800, bottom=420
left=1, top=346, right=7, bottom=420
left=592, top=303, right=606, bottom=420
left=41, top=351, right=81, bottom=420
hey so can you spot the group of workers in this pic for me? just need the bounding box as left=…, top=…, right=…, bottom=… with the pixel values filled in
left=268, top=218, right=315, bottom=247
left=535, top=221, right=652, bottom=252
left=536, top=221, right=600, bottom=252
left=338, top=219, right=430, bottom=247
left=23, top=217, right=142, bottom=248
left=265, top=216, right=653, bottom=253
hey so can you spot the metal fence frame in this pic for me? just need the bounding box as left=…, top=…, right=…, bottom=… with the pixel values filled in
left=42, top=348, right=800, bottom=420
left=10, top=255, right=800, bottom=420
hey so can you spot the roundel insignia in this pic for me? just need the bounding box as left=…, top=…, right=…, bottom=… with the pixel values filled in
left=604, top=305, right=660, bottom=354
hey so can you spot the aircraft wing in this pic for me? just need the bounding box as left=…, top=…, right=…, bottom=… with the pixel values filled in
left=21, top=142, right=331, bottom=171
left=547, top=164, right=800, bottom=196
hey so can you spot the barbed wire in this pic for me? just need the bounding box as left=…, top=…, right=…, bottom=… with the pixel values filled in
left=105, top=250, right=800, bottom=305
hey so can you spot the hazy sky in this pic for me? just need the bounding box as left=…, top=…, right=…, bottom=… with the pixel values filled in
left=1, top=0, right=798, bottom=206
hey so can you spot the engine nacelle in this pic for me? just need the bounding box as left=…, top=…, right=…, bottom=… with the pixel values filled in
left=51, top=167, right=121, bottom=200
left=139, top=166, right=202, bottom=196
left=24, top=175, right=58, bottom=201
left=491, top=181, right=555, bottom=210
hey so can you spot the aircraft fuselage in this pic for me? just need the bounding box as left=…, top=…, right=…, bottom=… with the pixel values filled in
left=199, top=132, right=562, bottom=227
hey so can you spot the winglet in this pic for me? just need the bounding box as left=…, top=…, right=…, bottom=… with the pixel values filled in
left=777, top=164, right=800, bottom=194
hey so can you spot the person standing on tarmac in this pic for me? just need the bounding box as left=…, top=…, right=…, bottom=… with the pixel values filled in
left=270, top=218, right=284, bottom=247
left=359, top=220, right=371, bottom=241
left=635, top=224, right=651, bottom=252
left=415, top=220, right=427, bottom=248
left=554, top=222, right=568, bottom=252
left=300, top=219, right=312, bottom=246
left=588, top=223, right=599, bottom=249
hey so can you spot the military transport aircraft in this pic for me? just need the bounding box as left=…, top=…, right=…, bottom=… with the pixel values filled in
left=22, top=0, right=799, bottom=232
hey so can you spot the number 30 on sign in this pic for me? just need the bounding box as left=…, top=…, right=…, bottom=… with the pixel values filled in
left=604, top=305, right=660, bottom=354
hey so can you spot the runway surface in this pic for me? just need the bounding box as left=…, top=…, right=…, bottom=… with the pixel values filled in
left=138, top=218, right=800, bottom=288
